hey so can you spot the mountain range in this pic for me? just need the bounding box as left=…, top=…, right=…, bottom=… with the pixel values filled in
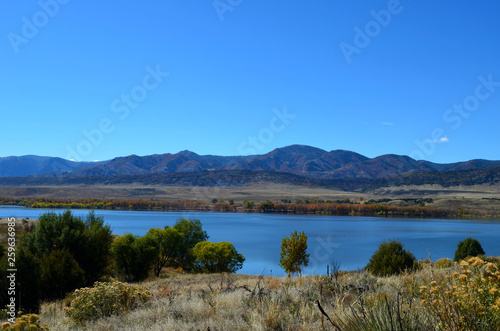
left=1, top=145, right=500, bottom=182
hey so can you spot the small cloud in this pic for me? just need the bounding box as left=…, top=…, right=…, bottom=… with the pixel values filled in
left=381, top=122, right=394, bottom=126
left=69, top=159, right=76, bottom=162
left=440, top=137, right=449, bottom=143
left=94, top=160, right=100, bottom=162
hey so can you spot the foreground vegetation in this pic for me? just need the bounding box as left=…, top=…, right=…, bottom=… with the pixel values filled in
left=1, top=196, right=499, bottom=218
left=32, top=255, right=500, bottom=330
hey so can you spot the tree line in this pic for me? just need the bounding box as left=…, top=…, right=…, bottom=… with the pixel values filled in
left=1, top=197, right=496, bottom=218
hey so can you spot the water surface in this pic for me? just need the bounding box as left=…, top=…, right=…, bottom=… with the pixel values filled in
left=2, top=206, right=499, bottom=276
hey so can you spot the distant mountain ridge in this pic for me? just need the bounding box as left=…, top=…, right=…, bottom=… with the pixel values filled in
left=1, top=145, right=499, bottom=180
left=0, top=155, right=104, bottom=177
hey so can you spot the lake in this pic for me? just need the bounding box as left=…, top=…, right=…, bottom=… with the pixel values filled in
left=2, top=206, right=500, bottom=276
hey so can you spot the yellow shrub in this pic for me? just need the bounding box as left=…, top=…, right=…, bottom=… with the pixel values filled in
left=64, top=281, right=151, bottom=324
left=420, top=256, right=500, bottom=329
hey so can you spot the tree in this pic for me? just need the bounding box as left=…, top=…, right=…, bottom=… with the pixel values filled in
left=365, top=240, right=416, bottom=276
left=279, top=231, right=310, bottom=276
left=40, top=249, right=85, bottom=300
left=144, top=227, right=183, bottom=276
left=110, top=233, right=156, bottom=282
left=243, top=200, right=255, bottom=209
left=21, top=210, right=113, bottom=285
left=172, top=218, right=208, bottom=268
left=17, top=210, right=113, bottom=307
left=454, top=237, right=485, bottom=261
left=16, top=245, right=42, bottom=313
left=193, top=241, right=245, bottom=273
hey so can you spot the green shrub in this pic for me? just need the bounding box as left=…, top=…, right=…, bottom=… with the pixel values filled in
left=365, top=240, right=416, bottom=276
left=434, top=258, right=454, bottom=269
left=64, top=281, right=151, bottom=324
left=454, top=237, right=485, bottom=261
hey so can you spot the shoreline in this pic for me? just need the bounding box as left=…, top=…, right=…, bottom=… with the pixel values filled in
left=1, top=204, right=500, bottom=220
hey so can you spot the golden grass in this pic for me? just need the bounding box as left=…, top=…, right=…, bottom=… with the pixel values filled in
left=37, top=257, right=500, bottom=330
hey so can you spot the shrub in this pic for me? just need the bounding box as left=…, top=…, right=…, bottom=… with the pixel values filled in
left=420, top=256, right=500, bottom=329
left=434, top=258, right=454, bottom=269
left=454, top=237, right=485, bottom=261
left=279, top=231, right=309, bottom=276
left=64, top=281, right=151, bottom=324
left=193, top=241, right=245, bottom=273
left=365, top=240, right=416, bottom=276
left=1, top=314, right=49, bottom=330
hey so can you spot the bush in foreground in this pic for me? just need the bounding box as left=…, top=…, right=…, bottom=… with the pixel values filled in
left=365, top=240, right=416, bottom=276
left=64, top=281, right=151, bottom=324
left=0, top=314, right=48, bottom=330
left=420, top=256, right=500, bottom=329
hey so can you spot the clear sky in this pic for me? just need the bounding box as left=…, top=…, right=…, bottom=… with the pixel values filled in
left=2, top=0, right=500, bottom=163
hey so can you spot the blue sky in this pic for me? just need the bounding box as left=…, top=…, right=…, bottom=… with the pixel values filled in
left=2, top=0, right=500, bottom=163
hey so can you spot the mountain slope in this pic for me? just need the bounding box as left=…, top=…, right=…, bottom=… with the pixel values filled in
left=0, top=155, right=103, bottom=177
left=1, top=145, right=499, bottom=180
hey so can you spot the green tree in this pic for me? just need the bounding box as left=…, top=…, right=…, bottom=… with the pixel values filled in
left=365, top=240, right=416, bottom=276
left=111, top=233, right=156, bottom=282
left=172, top=218, right=208, bottom=268
left=40, top=249, right=85, bottom=300
left=17, top=210, right=113, bottom=307
left=144, top=227, right=183, bottom=276
left=454, top=237, right=485, bottom=261
left=22, top=210, right=113, bottom=285
left=16, top=245, right=42, bottom=313
left=279, top=231, right=310, bottom=276
left=243, top=200, right=255, bottom=209
left=193, top=241, right=245, bottom=273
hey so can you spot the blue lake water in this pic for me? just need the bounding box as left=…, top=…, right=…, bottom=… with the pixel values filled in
left=2, top=206, right=500, bottom=276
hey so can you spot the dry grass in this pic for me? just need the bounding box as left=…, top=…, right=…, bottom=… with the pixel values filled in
left=37, top=260, right=500, bottom=331
left=0, top=217, right=36, bottom=244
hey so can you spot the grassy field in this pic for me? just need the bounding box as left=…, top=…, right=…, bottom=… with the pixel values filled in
left=37, top=257, right=500, bottom=330
left=0, top=182, right=499, bottom=214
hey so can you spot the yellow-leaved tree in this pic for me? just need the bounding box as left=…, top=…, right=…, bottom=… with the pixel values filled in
left=279, top=231, right=309, bottom=276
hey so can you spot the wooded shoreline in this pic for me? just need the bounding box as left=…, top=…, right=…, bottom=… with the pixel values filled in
left=1, top=197, right=499, bottom=219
